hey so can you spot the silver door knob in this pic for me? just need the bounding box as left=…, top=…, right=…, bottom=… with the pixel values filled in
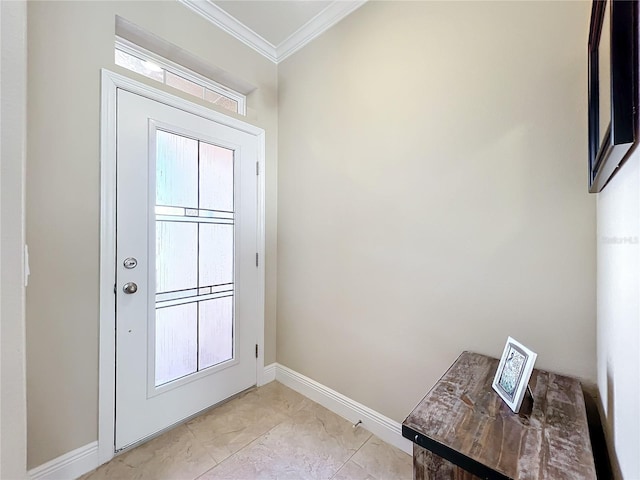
left=123, top=282, right=138, bottom=294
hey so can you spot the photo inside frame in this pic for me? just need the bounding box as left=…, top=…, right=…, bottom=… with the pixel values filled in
left=496, top=344, right=528, bottom=401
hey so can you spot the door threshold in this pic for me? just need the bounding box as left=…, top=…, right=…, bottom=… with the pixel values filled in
left=115, top=384, right=257, bottom=455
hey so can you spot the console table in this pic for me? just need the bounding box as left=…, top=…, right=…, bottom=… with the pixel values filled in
left=402, top=351, right=596, bottom=479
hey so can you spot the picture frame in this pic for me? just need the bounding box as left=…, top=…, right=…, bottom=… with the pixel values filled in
left=492, top=337, right=537, bottom=413
left=587, top=0, right=637, bottom=193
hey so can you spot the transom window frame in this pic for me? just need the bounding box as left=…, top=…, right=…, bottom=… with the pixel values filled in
left=115, top=37, right=247, bottom=116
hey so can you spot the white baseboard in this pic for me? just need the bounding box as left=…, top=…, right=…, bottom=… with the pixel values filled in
left=28, top=441, right=98, bottom=480
left=263, top=362, right=277, bottom=384
left=28, top=364, right=411, bottom=479
left=273, top=363, right=412, bottom=455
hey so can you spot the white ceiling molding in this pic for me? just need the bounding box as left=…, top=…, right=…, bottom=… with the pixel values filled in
left=179, top=0, right=367, bottom=64
left=276, top=1, right=366, bottom=62
left=180, top=0, right=278, bottom=62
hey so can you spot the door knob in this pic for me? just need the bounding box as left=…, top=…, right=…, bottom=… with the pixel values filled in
left=123, top=282, right=138, bottom=294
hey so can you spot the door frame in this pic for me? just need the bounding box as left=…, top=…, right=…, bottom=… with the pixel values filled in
left=98, top=69, right=266, bottom=465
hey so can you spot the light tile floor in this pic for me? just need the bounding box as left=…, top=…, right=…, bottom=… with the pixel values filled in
left=80, top=382, right=412, bottom=480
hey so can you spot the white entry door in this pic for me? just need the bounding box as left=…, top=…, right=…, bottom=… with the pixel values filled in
left=115, top=89, right=260, bottom=450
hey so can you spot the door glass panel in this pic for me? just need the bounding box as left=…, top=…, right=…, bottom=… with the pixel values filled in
left=200, top=142, right=234, bottom=212
left=199, top=224, right=234, bottom=287
left=199, top=297, right=233, bottom=369
left=154, top=130, right=236, bottom=387
left=156, top=130, right=198, bottom=208
left=156, top=221, right=197, bottom=293
left=155, top=303, right=198, bottom=385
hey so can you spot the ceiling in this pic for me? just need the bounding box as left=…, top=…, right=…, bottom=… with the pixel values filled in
left=180, top=0, right=367, bottom=63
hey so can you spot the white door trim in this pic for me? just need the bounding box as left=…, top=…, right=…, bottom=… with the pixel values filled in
left=98, top=69, right=266, bottom=466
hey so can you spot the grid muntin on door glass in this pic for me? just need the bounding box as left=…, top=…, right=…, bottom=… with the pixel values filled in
left=154, top=129, right=236, bottom=387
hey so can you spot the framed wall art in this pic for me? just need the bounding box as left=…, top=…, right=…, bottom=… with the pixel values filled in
left=587, top=0, right=638, bottom=193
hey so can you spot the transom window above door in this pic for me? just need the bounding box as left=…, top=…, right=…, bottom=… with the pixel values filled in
left=115, top=38, right=246, bottom=115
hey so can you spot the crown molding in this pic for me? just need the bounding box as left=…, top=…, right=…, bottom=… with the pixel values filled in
left=277, top=1, right=367, bottom=62
left=179, top=0, right=367, bottom=64
left=180, top=0, right=278, bottom=62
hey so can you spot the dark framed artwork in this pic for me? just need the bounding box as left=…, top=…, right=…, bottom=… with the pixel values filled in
left=588, top=0, right=638, bottom=193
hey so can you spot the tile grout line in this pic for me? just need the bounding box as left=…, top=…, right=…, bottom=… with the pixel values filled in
left=183, top=420, right=219, bottom=467
left=328, top=431, right=374, bottom=480
left=194, top=419, right=287, bottom=480
left=87, top=383, right=404, bottom=480
left=196, top=390, right=361, bottom=479
left=181, top=424, right=219, bottom=480
left=200, top=388, right=377, bottom=480
left=193, top=394, right=302, bottom=479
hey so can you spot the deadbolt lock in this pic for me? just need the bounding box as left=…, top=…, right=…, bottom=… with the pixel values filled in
left=123, top=257, right=138, bottom=269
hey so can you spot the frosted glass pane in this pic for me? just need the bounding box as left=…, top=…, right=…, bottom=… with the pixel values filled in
left=155, top=206, right=185, bottom=216
left=156, top=221, right=197, bottom=293
left=204, top=90, right=222, bottom=104
left=115, top=49, right=164, bottom=82
left=156, top=130, right=198, bottom=208
left=199, top=224, right=233, bottom=286
left=199, top=297, right=233, bottom=369
left=155, top=303, right=197, bottom=386
left=215, top=97, right=239, bottom=113
left=166, top=71, right=204, bottom=98
left=200, top=142, right=234, bottom=212
left=204, top=89, right=239, bottom=113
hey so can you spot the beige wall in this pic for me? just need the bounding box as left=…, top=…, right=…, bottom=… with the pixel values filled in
left=26, top=0, right=603, bottom=470
left=597, top=150, right=640, bottom=479
left=277, top=1, right=595, bottom=422
left=26, top=1, right=277, bottom=468
left=1, top=1, right=28, bottom=478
